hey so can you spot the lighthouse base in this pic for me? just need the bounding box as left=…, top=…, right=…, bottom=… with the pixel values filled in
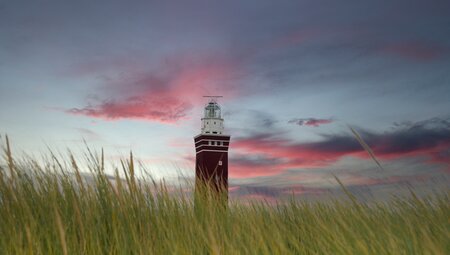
left=194, top=134, right=230, bottom=203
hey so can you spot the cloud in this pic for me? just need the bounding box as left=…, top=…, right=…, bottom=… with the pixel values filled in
left=60, top=3, right=450, bottom=125
left=229, top=153, right=287, bottom=178
left=229, top=166, right=450, bottom=201
left=230, top=117, right=450, bottom=178
left=230, top=184, right=329, bottom=202
left=350, top=174, right=431, bottom=187
left=67, top=96, right=192, bottom=123
left=360, top=118, right=450, bottom=162
left=66, top=54, right=242, bottom=123
left=288, top=118, right=333, bottom=127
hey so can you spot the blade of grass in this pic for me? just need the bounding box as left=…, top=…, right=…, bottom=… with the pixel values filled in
left=349, top=126, right=384, bottom=171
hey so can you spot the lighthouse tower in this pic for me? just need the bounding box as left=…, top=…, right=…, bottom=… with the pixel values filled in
left=194, top=97, right=230, bottom=196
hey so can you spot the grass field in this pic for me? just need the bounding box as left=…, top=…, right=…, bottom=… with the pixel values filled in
left=1, top=138, right=449, bottom=254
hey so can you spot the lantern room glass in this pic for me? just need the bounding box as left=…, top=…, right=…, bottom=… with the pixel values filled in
left=204, top=102, right=221, bottom=118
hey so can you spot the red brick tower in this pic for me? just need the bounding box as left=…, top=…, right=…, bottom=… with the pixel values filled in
left=194, top=97, right=230, bottom=196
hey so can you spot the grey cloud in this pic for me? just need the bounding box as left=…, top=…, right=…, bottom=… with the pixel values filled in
left=288, top=118, right=333, bottom=127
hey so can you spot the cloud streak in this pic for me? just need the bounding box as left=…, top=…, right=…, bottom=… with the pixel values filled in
left=288, top=118, right=333, bottom=127
left=67, top=96, right=192, bottom=123
left=230, top=118, right=450, bottom=178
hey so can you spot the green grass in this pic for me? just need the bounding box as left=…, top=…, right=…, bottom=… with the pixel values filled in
left=0, top=139, right=449, bottom=254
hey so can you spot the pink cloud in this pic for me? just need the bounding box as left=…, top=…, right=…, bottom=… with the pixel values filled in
left=233, top=134, right=356, bottom=165
left=229, top=164, right=287, bottom=178
left=67, top=96, right=192, bottom=123
left=66, top=54, right=240, bottom=123
left=281, top=185, right=328, bottom=195
left=230, top=120, right=450, bottom=178
left=229, top=153, right=288, bottom=178
left=228, top=186, right=240, bottom=192
left=229, top=135, right=350, bottom=178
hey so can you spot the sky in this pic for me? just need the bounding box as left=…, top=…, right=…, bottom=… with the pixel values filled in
left=1, top=0, right=449, bottom=201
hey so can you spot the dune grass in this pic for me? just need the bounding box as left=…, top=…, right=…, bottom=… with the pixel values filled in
left=0, top=138, right=449, bottom=254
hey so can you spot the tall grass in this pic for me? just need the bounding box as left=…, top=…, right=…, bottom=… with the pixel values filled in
left=0, top=138, right=449, bottom=254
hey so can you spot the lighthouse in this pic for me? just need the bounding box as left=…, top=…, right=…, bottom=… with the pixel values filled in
left=194, top=97, right=230, bottom=198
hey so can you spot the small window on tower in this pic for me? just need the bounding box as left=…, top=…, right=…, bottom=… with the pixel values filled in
left=211, top=141, right=215, bottom=146
left=214, top=121, right=216, bottom=124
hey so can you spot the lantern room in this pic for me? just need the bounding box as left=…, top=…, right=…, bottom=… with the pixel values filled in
left=201, top=100, right=224, bottom=135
